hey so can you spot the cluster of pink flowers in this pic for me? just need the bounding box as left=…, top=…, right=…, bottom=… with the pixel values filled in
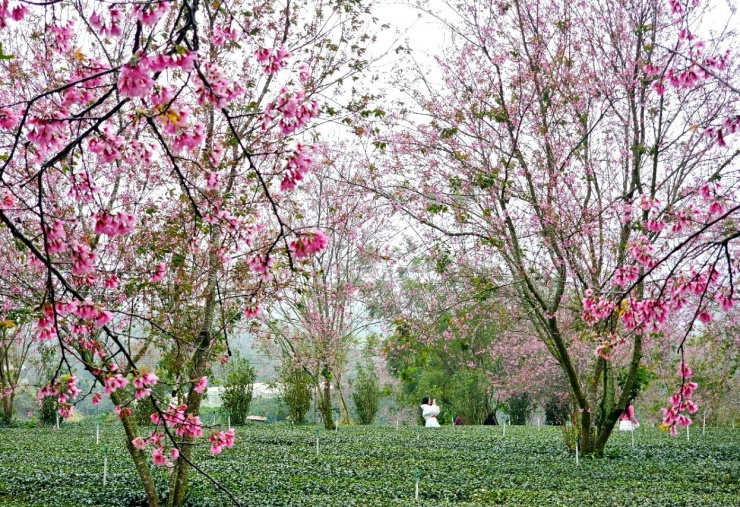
left=151, top=403, right=203, bottom=439
left=244, top=306, right=261, bottom=318
left=662, top=362, right=699, bottom=435
left=88, top=129, right=125, bottom=163
left=53, top=298, right=112, bottom=330
left=289, top=231, right=329, bottom=259
left=195, top=63, right=244, bottom=109
left=71, top=243, right=97, bottom=276
left=211, top=24, right=239, bottom=46
left=133, top=1, right=169, bottom=26
left=118, top=64, right=155, bottom=99
left=0, top=107, right=19, bottom=129
left=206, top=172, right=221, bottom=190
left=69, top=172, right=100, bottom=203
left=90, top=6, right=123, bottom=38
left=280, top=143, right=315, bottom=191
left=94, top=211, right=136, bottom=236
left=255, top=46, right=291, bottom=74
left=114, top=405, right=132, bottom=419
left=210, top=428, right=236, bottom=456
left=620, top=298, right=668, bottom=333
left=1, top=189, right=14, bottom=209
left=612, top=265, right=639, bottom=286
left=594, top=333, right=626, bottom=361
left=0, top=2, right=27, bottom=30
left=133, top=372, right=159, bottom=399
left=35, top=304, right=57, bottom=342
left=27, top=111, right=69, bottom=155
left=581, top=290, right=615, bottom=325
left=708, top=116, right=740, bottom=147
left=132, top=432, right=180, bottom=467
left=37, top=376, right=80, bottom=419
left=172, top=123, right=204, bottom=154
left=262, top=88, right=320, bottom=136
left=626, top=235, right=655, bottom=268
left=48, top=21, right=75, bottom=52
left=249, top=255, right=273, bottom=280
left=104, top=368, right=129, bottom=395
left=667, top=268, right=718, bottom=312
left=193, top=376, right=208, bottom=394
left=45, top=220, right=67, bottom=254
left=715, top=290, right=734, bottom=312
left=669, top=206, right=695, bottom=233
left=149, top=262, right=166, bottom=283
left=119, top=50, right=197, bottom=99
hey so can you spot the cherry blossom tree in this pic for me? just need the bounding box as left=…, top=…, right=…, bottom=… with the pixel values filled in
left=376, top=242, right=559, bottom=424
left=257, top=144, right=390, bottom=429
left=371, top=0, right=740, bottom=454
left=0, top=0, right=379, bottom=504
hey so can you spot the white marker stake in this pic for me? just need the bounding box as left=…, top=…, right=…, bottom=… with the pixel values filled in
left=96, top=423, right=100, bottom=445
left=575, top=441, right=579, bottom=466
left=687, top=424, right=690, bottom=442
left=56, top=413, right=59, bottom=429
left=315, top=430, right=320, bottom=456
left=537, top=417, right=540, bottom=430
left=103, top=445, right=108, bottom=486
left=414, top=470, right=420, bottom=500
left=702, top=413, right=706, bottom=436
left=213, top=413, right=216, bottom=425
left=228, top=415, right=231, bottom=430
left=503, top=420, right=506, bottom=437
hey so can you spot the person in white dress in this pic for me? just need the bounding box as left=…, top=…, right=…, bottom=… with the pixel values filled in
left=421, top=396, right=440, bottom=428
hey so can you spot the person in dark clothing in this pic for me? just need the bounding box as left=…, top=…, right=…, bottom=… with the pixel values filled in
left=483, top=412, right=497, bottom=425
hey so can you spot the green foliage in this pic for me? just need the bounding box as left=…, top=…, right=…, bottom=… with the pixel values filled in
left=544, top=396, right=570, bottom=426
left=132, top=381, right=171, bottom=427
left=0, top=424, right=739, bottom=506
left=507, top=392, right=534, bottom=425
left=221, top=357, right=257, bottom=425
left=351, top=362, right=381, bottom=425
left=618, top=364, right=656, bottom=402
left=39, top=396, right=58, bottom=426
left=280, top=367, right=313, bottom=424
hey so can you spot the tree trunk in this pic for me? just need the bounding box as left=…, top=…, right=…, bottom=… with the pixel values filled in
left=110, top=391, right=160, bottom=507
left=2, top=395, right=12, bottom=420
left=169, top=329, right=211, bottom=507
left=335, top=375, right=351, bottom=425
left=319, top=376, right=334, bottom=430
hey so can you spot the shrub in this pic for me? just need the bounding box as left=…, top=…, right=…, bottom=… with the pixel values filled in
left=221, top=357, right=256, bottom=425
left=351, top=362, right=382, bottom=425
left=508, top=392, right=534, bottom=425
left=39, top=396, right=58, bottom=426
left=280, top=367, right=312, bottom=424
left=544, top=396, right=570, bottom=426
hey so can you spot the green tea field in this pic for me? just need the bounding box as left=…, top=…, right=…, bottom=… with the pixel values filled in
left=1, top=424, right=738, bottom=506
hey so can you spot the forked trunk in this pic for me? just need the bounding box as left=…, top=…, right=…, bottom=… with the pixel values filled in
left=111, top=391, right=161, bottom=507
left=319, top=376, right=334, bottom=429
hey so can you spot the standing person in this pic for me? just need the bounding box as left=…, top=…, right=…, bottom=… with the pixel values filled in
left=421, top=397, right=440, bottom=428
left=619, top=401, right=639, bottom=430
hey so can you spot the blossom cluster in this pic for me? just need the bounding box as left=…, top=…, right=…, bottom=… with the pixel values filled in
left=661, top=362, right=699, bottom=435
left=290, top=231, right=329, bottom=259
left=36, top=375, right=80, bottom=419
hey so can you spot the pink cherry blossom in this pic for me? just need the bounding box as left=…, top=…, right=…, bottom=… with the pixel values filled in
left=193, top=376, right=208, bottom=394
